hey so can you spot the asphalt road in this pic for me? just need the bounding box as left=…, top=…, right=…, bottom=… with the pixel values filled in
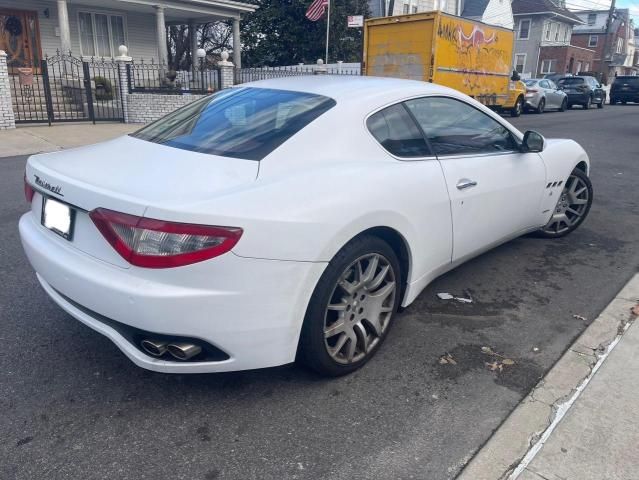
left=1, top=105, right=638, bottom=480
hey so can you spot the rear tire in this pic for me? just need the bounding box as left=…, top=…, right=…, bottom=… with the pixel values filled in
left=511, top=96, right=524, bottom=117
left=536, top=98, right=545, bottom=114
left=298, top=235, right=402, bottom=376
left=583, top=97, right=591, bottom=109
left=536, top=169, right=593, bottom=238
left=597, top=97, right=604, bottom=108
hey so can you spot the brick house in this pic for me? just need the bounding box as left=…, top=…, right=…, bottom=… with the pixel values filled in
left=512, top=0, right=594, bottom=79
left=571, top=9, right=637, bottom=82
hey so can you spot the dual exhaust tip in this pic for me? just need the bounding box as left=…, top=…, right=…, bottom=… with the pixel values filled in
left=141, top=339, right=202, bottom=361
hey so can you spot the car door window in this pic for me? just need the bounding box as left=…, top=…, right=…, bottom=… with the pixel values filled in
left=404, top=97, right=518, bottom=156
left=547, top=80, right=557, bottom=89
left=539, top=80, right=550, bottom=89
left=366, top=104, right=432, bottom=158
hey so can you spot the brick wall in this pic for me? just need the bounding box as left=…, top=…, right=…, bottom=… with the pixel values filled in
left=0, top=51, right=16, bottom=130
left=538, top=45, right=595, bottom=76
left=125, top=93, right=207, bottom=124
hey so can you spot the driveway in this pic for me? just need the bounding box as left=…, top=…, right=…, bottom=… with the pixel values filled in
left=1, top=106, right=638, bottom=480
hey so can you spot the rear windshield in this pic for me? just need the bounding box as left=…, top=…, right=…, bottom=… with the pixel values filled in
left=524, top=80, right=538, bottom=87
left=614, top=77, right=639, bottom=85
left=131, top=87, right=336, bottom=161
left=559, top=78, right=584, bottom=85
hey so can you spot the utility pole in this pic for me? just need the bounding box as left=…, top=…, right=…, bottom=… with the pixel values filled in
left=601, top=0, right=616, bottom=83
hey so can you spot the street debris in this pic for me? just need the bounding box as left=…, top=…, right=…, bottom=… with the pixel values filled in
left=631, top=304, right=639, bottom=317
left=481, top=346, right=515, bottom=372
left=573, top=314, right=587, bottom=322
left=438, top=352, right=457, bottom=365
left=437, top=291, right=473, bottom=303
left=532, top=347, right=541, bottom=353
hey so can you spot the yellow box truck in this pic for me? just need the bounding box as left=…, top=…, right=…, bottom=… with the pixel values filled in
left=363, top=11, right=526, bottom=116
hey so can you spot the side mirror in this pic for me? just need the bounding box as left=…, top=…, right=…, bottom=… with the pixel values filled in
left=521, top=130, right=545, bottom=153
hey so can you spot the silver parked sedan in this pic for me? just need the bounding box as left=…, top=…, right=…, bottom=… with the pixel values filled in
left=524, top=79, right=568, bottom=114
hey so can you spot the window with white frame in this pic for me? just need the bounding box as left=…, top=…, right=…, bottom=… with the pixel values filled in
left=563, top=25, right=570, bottom=42
left=540, top=59, right=557, bottom=74
left=616, top=37, right=623, bottom=54
left=588, top=35, right=598, bottom=47
left=412, top=5, right=417, bottom=13
left=515, top=53, right=526, bottom=73
left=518, top=19, right=531, bottom=40
left=78, top=11, right=126, bottom=58
left=584, top=62, right=590, bottom=71
left=587, top=13, right=597, bottom=25
left=544, top=22, right=551, bottom=41
left=576, top=61, right=582, bottom=73
left=403, top=3, right=409, bottom=14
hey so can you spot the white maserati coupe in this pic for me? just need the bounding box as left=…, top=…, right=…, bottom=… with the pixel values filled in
left=20, top=76, right=593, bottom=376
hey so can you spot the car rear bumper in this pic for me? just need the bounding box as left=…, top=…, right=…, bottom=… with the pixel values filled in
left=565, top=93, right=589, bottom=104
left=610, top=92, right=639, bottom=102
left=19, top=212, right=326, bottom=373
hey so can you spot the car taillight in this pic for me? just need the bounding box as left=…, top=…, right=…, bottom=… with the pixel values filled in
left=24, top=173, right=35, bottom=204
left=89, top=208, right=242, bottom=268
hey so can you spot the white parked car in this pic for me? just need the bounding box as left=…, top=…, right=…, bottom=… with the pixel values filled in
left=20, top=77, right=593, bottom=376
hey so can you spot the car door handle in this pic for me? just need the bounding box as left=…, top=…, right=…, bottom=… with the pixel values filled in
left=456, top=179, right=478, bottom=190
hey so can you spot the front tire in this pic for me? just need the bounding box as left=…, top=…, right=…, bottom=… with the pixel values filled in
left=559, top=98, right=568, bottom=112
left=298, top=235, right=401, bottom=376
left=536, top=169, right=593, bottom=238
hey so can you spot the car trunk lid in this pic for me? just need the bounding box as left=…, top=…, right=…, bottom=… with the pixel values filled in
left=26, top=135, right=259, bottom=267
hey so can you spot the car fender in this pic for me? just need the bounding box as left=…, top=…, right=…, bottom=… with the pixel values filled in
left=537, top=138, right=590, bottom=222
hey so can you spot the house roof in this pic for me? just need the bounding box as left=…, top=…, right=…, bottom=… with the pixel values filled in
left=511, top=0, right=583, bottom=23
left=461, top=0, right=491, bottom=18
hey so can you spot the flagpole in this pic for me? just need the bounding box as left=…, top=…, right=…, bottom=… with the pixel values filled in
left=325, top=0, right=331, bottom=64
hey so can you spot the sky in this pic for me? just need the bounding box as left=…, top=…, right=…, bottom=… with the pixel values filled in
left=568, top=0, right=639, bottom=22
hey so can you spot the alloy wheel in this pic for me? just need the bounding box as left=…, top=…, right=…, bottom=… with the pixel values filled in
left=323, top=253, right=396, bottom=364
left=543, top=174, right=590, bottom=235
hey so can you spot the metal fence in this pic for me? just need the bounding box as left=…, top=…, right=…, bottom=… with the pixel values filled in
left=127, top=60, right=221, bottom=94
left=234, top=65, right=361, bottom=84
left=9, top=51, right=124, bottom=124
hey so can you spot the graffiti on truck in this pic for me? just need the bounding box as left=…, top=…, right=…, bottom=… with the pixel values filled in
left=437, top=18, right=510, bottom=97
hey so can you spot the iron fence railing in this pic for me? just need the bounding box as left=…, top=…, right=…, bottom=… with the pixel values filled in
left=127, top=60, right=221, bottom=94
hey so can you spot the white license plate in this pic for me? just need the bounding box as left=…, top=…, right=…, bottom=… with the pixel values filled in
left=42, top=197, right=75, bottom=240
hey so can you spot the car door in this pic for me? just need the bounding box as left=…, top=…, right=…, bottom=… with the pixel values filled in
left=404, top=96, right=547, bottom=262
left=543, top=80, right=560, bottom=108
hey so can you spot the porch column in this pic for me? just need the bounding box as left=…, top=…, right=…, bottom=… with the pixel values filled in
left=189, top=20, right=199, bottom=77
left=154, top=6, right=169, bottom=64
left=232, top=18, right=241, bottom=69
left=57, top=0, right=72, bottom=54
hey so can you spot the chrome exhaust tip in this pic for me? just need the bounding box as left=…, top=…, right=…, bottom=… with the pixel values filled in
left=167, top=343, right=202, bottom=361
left=140, top=339, right=169, bottom=357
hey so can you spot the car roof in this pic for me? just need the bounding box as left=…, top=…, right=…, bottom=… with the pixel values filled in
left=238, top=75, right=461, bottom=105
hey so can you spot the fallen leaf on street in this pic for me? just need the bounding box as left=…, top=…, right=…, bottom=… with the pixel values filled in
left=631, top=304, right=639, bottom=317
left=502, top=358, right=515, bottom=366
left=481, top=346, right=494, bottom=354
left=485, top=361, right=502, bottom=372
left=573, top=314, right=587, bottom=321
left=439, top=353, right=457, bottom=365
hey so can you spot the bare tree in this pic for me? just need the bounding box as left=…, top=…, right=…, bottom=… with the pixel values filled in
left=166, top=21, right=233, bottom=70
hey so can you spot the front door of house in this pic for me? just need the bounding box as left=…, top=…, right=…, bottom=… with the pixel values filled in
left=0, top=9, right=42, bottom=72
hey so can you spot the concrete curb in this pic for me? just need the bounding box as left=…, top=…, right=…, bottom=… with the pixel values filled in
left=457, top=273, right=639, bottom=480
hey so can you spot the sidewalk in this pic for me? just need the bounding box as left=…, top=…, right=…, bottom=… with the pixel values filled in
left=0, top=123, right=138, bottom=157
left=459, top=274, right=639, bottom=480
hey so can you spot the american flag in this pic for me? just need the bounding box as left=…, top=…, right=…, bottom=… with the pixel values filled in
left=306, top=0, right=329, bottom=21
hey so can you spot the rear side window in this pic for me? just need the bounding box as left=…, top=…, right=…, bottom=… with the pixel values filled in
left=524, top=80, right=538, bottom=87
left=131, top=87, right=336, bottom=161
left=559, top=78, right=585, bottom=85
left=367, top=104, right=431, bottom=158
left=614, top=77, right=639, bottom=86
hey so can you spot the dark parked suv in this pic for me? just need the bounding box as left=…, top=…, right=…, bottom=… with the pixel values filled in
left=610, top=76, right=639, bottom=104
left=558, top=76, right=606, bottom=109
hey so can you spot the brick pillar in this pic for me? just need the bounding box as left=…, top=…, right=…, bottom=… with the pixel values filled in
left=0, top=50, right=16, bottom=130
left=115, top=46, right=132, bottom=123
left=217, top=51, right=235, bottom=89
